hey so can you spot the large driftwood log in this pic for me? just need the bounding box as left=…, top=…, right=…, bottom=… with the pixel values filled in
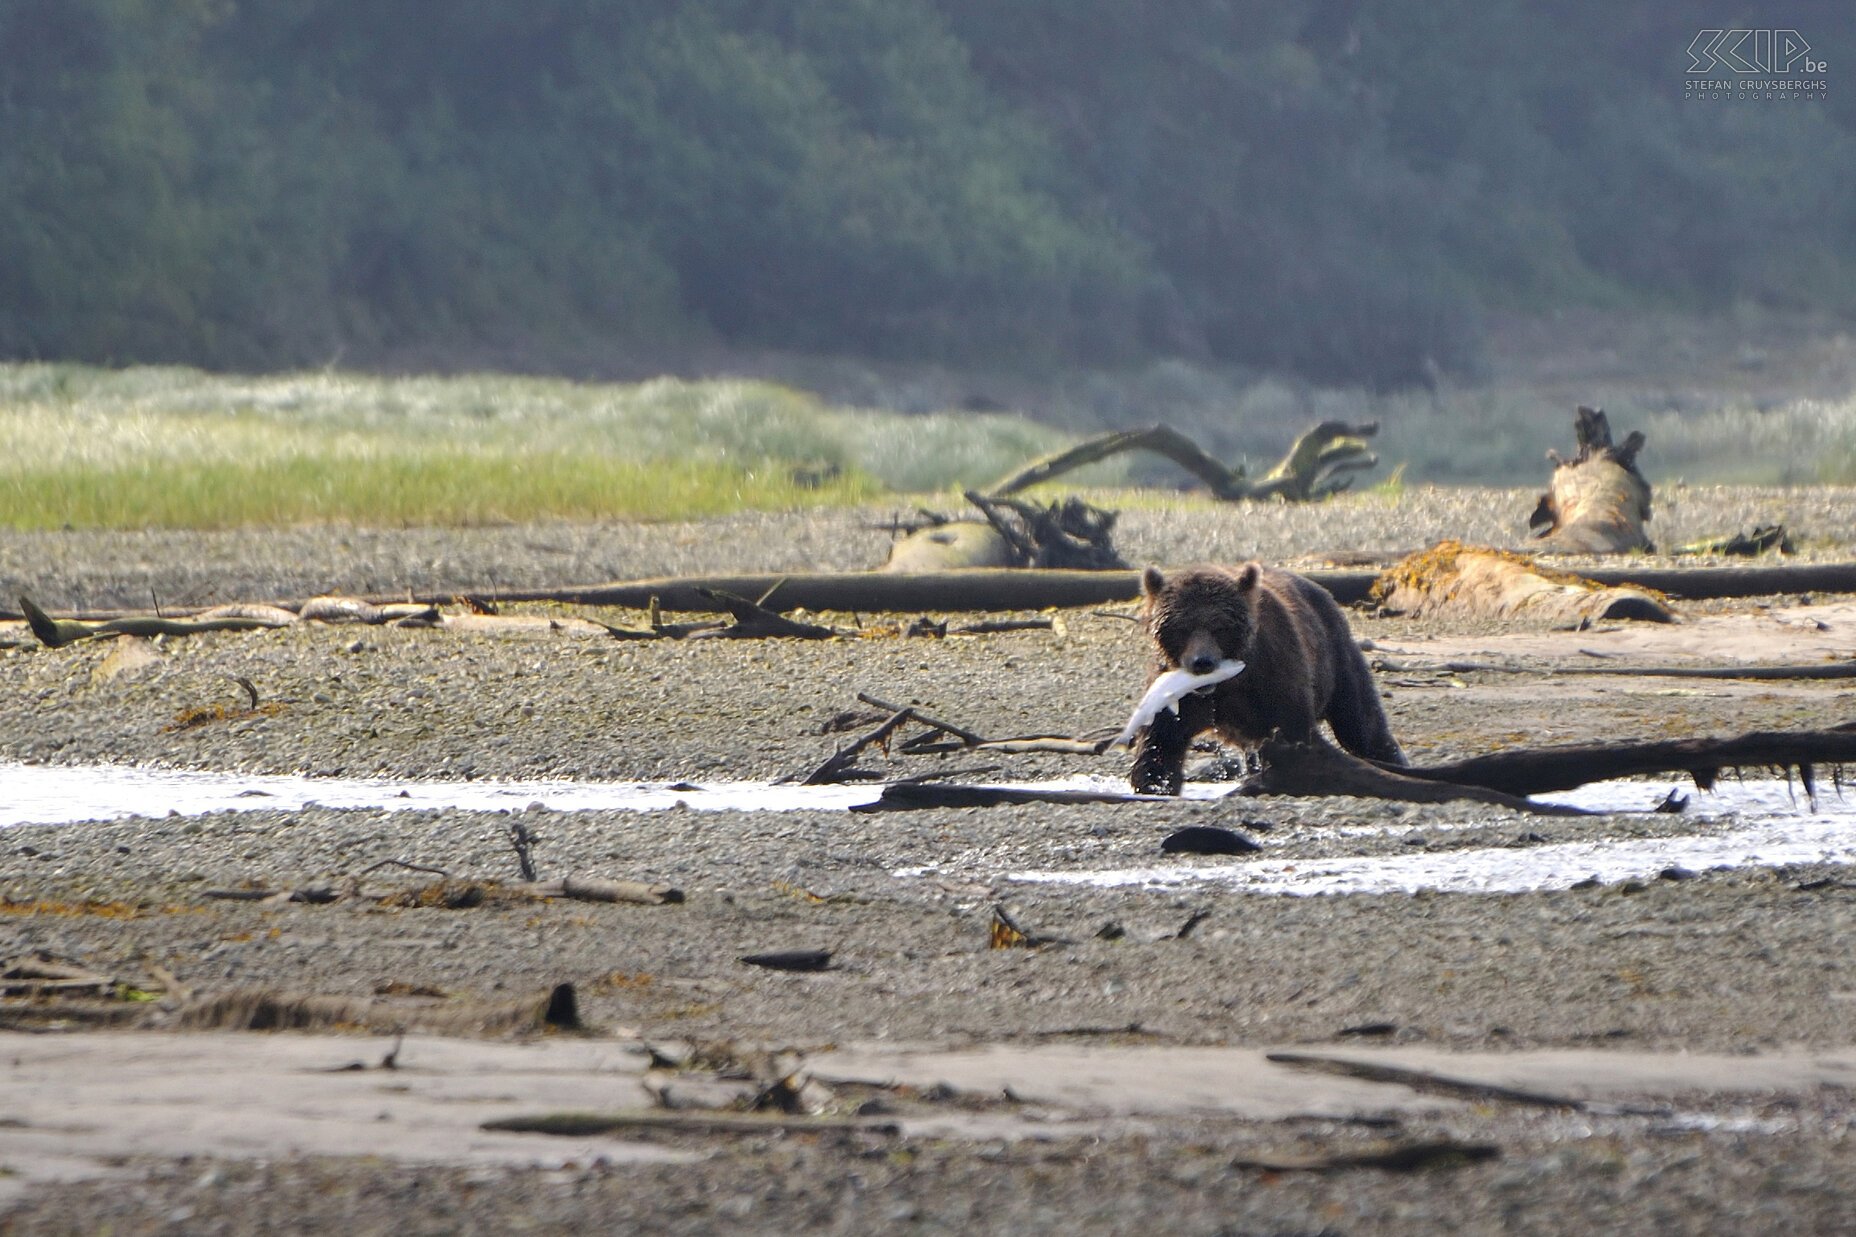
left=1393, top=725, right=1856, bottom=797
left=880, top=521, right=1018, bottom=572
left=13, top=562, right=1856, bottom=628
left=441, top=561, right=1856, bottom=615
left=882, top=493, right=1124, bottom=572
left=1372, top=542, right=1675, bottom=625
left=1237, top=729, right=1853, bottom=810
left=986, top=421, right=1379, bottom=502
left=1529, top=406, right=1654, bottom=554
left=435, top=570, right=1151, bottom=614
left=1237, top=739, right=1595, bottom=815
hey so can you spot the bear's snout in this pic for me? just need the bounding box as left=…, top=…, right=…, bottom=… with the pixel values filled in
left=1180, top=631, right=1225, bottom=677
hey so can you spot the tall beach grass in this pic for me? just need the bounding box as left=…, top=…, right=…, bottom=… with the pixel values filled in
left=0, top=364, right=1113, bottom=530
left=4, top=360, right=1853, bottom=532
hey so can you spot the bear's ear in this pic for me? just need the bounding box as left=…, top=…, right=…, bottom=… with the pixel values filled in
left=1236, top=562, right=1261, bottom=591
left=1141, top=565, right=1167, bottom=598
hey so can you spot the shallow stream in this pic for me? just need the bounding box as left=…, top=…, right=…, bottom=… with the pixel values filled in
left=3, top=761, right=1849, bottom=896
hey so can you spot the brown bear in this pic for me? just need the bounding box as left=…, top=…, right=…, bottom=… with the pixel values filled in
left=1130, top=562, right=1404, bottom=794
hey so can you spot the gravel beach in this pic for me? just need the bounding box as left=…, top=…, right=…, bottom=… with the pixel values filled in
left=3, top=486, right=1855, bottom=1234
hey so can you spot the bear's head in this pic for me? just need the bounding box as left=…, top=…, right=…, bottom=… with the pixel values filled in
left=1141, top=563, right=1261, bottom=676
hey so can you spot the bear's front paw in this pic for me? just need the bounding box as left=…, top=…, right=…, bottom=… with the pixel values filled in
left=1130, top=768, right=1184, bottom=796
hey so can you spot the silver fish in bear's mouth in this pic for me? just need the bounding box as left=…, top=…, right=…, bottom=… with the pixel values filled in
left=1109, top=659, right=1246, bottom=749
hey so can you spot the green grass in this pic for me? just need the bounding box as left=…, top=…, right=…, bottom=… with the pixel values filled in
left=0, top=363, right=1115, bottom=530
left=10, top=357, right=1850, bottom=532
left=2, top=450, right=877, bottom=529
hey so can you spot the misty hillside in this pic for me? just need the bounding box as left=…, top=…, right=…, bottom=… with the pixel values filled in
left=2, top=1, right=1849, bottom=387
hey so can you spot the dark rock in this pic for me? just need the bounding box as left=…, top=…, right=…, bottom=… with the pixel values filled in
left=1159, top=825, right=1262, bottom=856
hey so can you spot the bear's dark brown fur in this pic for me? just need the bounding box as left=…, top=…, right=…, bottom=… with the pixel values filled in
left=1130, top=562, right=1404, bottom=794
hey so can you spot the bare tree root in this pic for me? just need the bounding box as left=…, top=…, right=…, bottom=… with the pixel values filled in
left=986, top=421, right=1378, bottom=502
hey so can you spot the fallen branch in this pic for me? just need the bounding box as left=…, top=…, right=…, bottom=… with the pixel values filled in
left=1266, top=1052, right=1614, bottom=1113
left=590, top=616, right=727, bottom=641
left=858, top=693, right=984, bottom=746
left=16, top=593, right=434, bottom=647
left=20, top=594, right=295, bottom=648
left=355, top=858, right=455, bottom=880
left=799, top=708, right=916, bottom=784
left=296, top=597, right=440, bottom=625
left=1, top=958, right=116, bottom=998
left=952, top=618, right=1055, bottom=635
left=200, top=885, right=340, bottom=905
left=525, top=876, right=685, bottom=906
left=1229, top=1139, right=1502, bottom=1173
left=741, top=949, right=833, bottom=972
left=990, top=425, right=1249, bottom=499
left=852, top=783, right=1170, bottom=812
left=691, top=588, right=837, bottom=639
left=850, top=692, right=1107, bottom=757
left=1675, top=524, right=1793, bottom=557
left=482, top=1110, right=899, bottom=1137
left=973, top=737, right=1112, bottom=755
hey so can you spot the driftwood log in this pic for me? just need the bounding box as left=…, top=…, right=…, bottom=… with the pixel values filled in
left=1393, top=725, right=1856, bottom=798
left=1239, top=729, right=1855, bottom=807
left=987, top=420, right=1379, bottom=502
left=524, top=876, right=685, bottom=906
left=882, top=492, right=1124, bottom=572
left=17, top=593, right=437, bottom=648
left=13, top=563, right=1856, bottom=629
left=852, top=783, right=1171, bottom=813
left=1529, top=406, right=1654, bottom=554
left=1236, top=740, right=1595, bottom=816
left=368, top=561, right=1856, bottom=615
left=174, top=982, right=581, bottom=1036
left=1372, top=542, right=1675, bottom=626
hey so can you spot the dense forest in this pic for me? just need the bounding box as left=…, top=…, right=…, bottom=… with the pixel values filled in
left=2, top=0, right=1850, bottom=386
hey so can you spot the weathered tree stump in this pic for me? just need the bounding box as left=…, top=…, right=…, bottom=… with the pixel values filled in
left=1528, top=406, right=1653, bottom=554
